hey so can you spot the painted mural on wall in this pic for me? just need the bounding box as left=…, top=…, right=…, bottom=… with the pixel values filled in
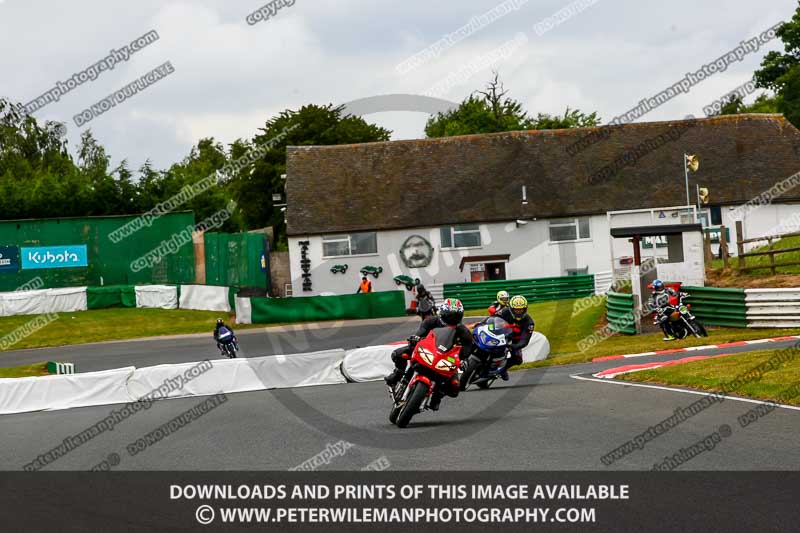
left=360, top=265, right=383, bottom=278
left=399, top=235, right=433, bottom=268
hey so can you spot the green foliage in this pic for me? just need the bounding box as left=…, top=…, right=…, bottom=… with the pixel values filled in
left=753, top=5, right=800, bottom=127
left=717, top=93, right=782, bottom=115
left=425, top=73, right=599, bottom=137
left=229, top=104, right=391, bottom=241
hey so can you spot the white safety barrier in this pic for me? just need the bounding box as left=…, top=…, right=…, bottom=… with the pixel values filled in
left=0, top=287, right=88, bottom=317
left=235, top=297, right=253, bottom=324
left=521, top=332, right=550, bottom=363
left=341, top=331, right=552, bottom=383
left=126, top=350, right=347, bottom=401
left=746, top=288, right=800, bottom=328
left=135, top=285, right=178, bottom=310
left=594, top=271, right=614, bottom=295
left=179, top=284, right=231, bottom=312
left=0, top=367, right=135, bottom=415
left=341, top=345, right=397, bottom=382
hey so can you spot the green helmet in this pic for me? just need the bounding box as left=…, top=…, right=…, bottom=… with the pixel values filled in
left=496, top=290, right=510, bottom=306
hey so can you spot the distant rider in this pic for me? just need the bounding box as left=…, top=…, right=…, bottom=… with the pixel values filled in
left=213, top=318, right=239, bottom=354
left=488, top=290, right=510, bottom=316
left=649, top=279, right=678, bottom=341
left=415, top=283, right=437, bottom=320
left=494, top=295, right=535, bottom=380
left=384, top=298, right=473, bottom=411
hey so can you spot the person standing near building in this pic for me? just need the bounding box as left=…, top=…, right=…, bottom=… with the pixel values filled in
left=357, top=275, right=373, bottom=293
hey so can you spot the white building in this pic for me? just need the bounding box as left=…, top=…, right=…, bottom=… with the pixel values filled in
left=284, top=114, right=800, bottom=298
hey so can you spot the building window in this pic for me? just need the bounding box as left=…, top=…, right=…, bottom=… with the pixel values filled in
left=440, top=225, right=481, bottom=248
left=549, top=217, right=591, bottom=242
left=322, top=232, right=377, bottom=257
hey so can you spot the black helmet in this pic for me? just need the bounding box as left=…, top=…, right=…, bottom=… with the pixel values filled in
left=216, top=318, right=224, bottom=326
left=438, top=298, right=464, bottom=326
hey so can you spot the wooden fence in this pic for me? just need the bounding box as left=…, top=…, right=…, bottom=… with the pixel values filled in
left=732, top=220, right=800, bottom=273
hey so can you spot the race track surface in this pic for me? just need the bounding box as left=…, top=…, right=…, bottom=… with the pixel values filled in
left=1, top=324, right=798, bottom=471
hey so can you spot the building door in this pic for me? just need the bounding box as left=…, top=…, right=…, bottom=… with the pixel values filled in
left=486, top=262, right=506, bottom=281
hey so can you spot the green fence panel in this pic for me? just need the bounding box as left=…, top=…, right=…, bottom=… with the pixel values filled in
left=682, top=286, right=747, bottom=328
left=204, top=232, right=267, bottom=289
left=228, top=286, right=238, bottom=311
left=606, top=292, right=637, bottom=335
left=86, top=285, right=137, bottom=309
left=250, top=291, right=405, bottom=324
left=0, top=213, right=195, bottom=292
left=443, top=275, right=595, bottom=310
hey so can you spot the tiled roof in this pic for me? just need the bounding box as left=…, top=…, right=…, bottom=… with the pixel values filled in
left=286, top=114, right=800, bottom=236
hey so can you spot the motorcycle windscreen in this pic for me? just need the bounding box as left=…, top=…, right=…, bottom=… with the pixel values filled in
left=430, top=327, right=457, bottom=352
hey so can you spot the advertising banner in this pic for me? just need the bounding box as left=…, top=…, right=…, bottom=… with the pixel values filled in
left=21, top=245, right=88, bottom=270
left=0, top=246, right=19, bottom=272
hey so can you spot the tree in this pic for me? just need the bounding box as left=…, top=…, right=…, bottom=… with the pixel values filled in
left=161, top=137, right=243, bottom=232
left=716, top=93, right=781, bottom=115
left=229, top=104, right=391, bottom=247
left=425, top=72, right=600, bottom=138
left=754, top=5, right=800, bottom=127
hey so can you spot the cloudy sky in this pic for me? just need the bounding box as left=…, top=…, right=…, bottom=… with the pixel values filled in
left=1, top=0, right=795, bottom=172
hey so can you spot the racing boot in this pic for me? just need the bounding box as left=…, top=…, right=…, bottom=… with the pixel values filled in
left=384, top=368, right=403, bottom=387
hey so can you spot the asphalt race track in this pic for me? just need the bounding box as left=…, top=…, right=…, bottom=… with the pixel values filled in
left=0, top=316, right=424, bottom=373
left=1, top=320, right=798, bottom=471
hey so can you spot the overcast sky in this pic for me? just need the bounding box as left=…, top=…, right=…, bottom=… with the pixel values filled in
left=1, top=0, right=796, bottom=172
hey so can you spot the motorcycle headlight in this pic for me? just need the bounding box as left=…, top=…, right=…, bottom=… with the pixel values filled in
left=435, top=359, right=456, bottom=372
left=417, top=347, right=434, bottom=365
left=480, top=331, right=500, bottom=346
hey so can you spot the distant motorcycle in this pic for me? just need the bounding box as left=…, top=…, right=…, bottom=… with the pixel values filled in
left=216, top=327, right=239, bottom=358
left=460, top=316, right=513, bottom=391
left=388, top=328, right=462, bottom=428
left=662, top=292, right=708, bottom=339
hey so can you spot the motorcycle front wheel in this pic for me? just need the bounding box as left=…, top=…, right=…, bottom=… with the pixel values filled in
left=396, top=381, right=429, bottom=428
left=389, top=403, right=402, bottom=425
left=459, top=358, right=481, bottom=391
left=691, top=319, right=708, bottom=337
left=476, top=378, right=494, bottom=389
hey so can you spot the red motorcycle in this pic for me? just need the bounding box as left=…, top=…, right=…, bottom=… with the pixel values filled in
left=388, top=327, right=462, bottom=428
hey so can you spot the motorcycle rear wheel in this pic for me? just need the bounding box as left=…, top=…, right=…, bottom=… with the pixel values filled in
left=396, top=382, right=429, bottom=428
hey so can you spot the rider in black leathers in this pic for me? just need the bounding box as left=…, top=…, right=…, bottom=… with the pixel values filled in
left=494, top=295, right=535, bottom=380
left=648, top=279, right=679, bottom=341
left=384, top=299, right=472, bottom=411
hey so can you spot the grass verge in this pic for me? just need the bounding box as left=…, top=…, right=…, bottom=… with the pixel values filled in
left=0, top=308, right=267, bottom=352
left=0, top=362, right=49, bottom=378
left=616, top=347, right=800, bottom=406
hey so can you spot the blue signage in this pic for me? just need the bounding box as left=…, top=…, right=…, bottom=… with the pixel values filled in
left=21, top=245, right=88, bottom=270
left=0, top=246, right=19, bottom=272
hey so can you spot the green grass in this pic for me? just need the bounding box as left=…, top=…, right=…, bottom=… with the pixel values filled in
left=712, top=234, right=800, bottom=275
left=0, top=308, right=267, bottom=352
left=617, top=347, right=800, bottom=406
left=0, top=362, right=49, bottom=378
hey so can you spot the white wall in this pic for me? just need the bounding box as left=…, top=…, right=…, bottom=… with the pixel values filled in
left=655, top=231, right=705, bottom=286
left=288, top=216, right=613, bottom=297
